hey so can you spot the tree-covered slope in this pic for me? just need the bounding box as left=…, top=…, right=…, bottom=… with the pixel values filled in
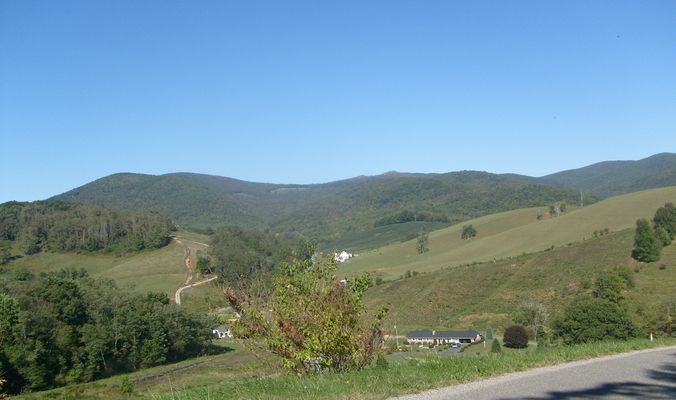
left=0, top=200, right=174, bottom=256
left=538, top=152, right=676, bottom=197
left=52, top=171, right=582, bottom=243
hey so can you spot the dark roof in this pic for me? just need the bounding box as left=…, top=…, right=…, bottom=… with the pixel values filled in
left=406, top=330, right=480, bottom=339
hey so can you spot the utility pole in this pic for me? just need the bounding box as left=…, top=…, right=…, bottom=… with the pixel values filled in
left=395, top=325, right=399, bottom=350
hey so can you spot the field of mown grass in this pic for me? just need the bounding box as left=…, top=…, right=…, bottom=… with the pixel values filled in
left=341, top=186, right=676, bottom=280
left=4, top=240, right=186, bottom=295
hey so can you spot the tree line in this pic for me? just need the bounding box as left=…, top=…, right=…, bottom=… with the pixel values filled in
left=374, top=210, right=451, bottom=227
left=0, top=201, right=174, bottom=258
left=0, top=269, right=213, bottom=394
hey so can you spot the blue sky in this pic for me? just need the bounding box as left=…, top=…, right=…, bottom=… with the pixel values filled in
left=1, top=1, right=675, bottom=202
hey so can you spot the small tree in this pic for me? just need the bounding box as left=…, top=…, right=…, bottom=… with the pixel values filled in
left=196, top=256, right=212, bottom=274
left=633, top=219, right=661, bottom=262
left=491, top=338, right=501, bottom=353
left=654, top=202, right=676, bottom=239
left=416, top=229, right=429, bottom=254
left=511, top=301, right=548, bottom=343
left=503, top=325, right=529, bottom=348
left=655, top=226, right=671, bottom=247
left=485, top=325, right=494, bottom=340
left=461, top=225, right=477, bottom=240
left=225, top=255, right=386, bottom=372
left=593, top=267, right=633, bottom=304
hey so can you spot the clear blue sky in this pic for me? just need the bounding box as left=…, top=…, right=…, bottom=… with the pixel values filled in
left=1, top=1, right=675, bottom=202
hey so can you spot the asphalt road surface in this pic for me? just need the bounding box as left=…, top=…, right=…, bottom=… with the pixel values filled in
left=392, top=345, right=676, bottom=400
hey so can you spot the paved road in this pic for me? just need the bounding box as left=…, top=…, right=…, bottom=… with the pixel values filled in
left=392, top=346, right=676, bottom=400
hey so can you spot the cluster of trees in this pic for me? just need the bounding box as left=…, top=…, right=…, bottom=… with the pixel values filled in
left=633, top=203, right=676, bottom=262
left=225, top=254, right=386, bottom=372
left=0, top=269, right=213, bottom=394
left=374, top=210, right=450, bottom=227
left=553, top=267, right=639, bottom=344
left=208, top=226, right=310, bottom=285
left=461, top=224, right=477, bottom=240
left=0, top=201, right=174, bottom=257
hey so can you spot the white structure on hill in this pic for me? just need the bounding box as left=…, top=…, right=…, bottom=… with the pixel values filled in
left=334, top=251, right=353, bottom=263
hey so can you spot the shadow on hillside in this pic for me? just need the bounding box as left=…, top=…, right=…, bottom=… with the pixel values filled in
left=498, top=354, right=676, bottom=399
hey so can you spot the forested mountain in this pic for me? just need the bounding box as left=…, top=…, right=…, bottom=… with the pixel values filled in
left=52, top=171, right=582, bottom=244
left=536, top=153, right=676, bottom=197
left=0, top=201, right=174, bottom=256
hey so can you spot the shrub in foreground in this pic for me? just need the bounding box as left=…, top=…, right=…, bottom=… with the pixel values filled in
left=226, top=253, right=386, bottom=372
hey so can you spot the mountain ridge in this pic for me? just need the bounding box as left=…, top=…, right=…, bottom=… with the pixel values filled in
left=48, top=153, right=676, bottom=242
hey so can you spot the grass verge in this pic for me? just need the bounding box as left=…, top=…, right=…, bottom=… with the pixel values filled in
left=148, top=338, right=676, bottom=400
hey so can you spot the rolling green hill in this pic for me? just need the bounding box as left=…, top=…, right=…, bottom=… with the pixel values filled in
left=3, top=241, right=186, bottom=295
left=537, top=152, right=676, bottom=197
left=363, top=226, right=676, bottom=334
left=51, top=171, right=582, bottom=246
left=341, top=185, right=676, bottom=280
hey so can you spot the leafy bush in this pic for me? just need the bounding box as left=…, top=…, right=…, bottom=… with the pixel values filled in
left=503, top=325, right=529, bottom=348
left=226, top=254, right=386, bottom=372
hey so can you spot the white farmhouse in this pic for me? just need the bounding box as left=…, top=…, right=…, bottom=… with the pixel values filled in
left=334, top=251, right=353, bottom=263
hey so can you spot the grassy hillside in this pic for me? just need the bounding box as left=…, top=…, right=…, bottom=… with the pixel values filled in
left=363, top=227, right=676, bottom=335
left=51, top=171, right=583, bottom=246
left=538, top=152, right=676, bottom=197
left=342, top=186, right=676, bottom=280
left=3, top=240, right=186, bottom=295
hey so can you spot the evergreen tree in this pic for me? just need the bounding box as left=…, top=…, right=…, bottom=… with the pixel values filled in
left=633, top=219, right=661, bottom=262
left=490, top=338, right=501, bottom=353
left=485, top=325, right=494, bottom=340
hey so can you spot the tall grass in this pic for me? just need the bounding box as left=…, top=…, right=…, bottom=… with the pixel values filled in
left=149, top=338, right=676, bottom=400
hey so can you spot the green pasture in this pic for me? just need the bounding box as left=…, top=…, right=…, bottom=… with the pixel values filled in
left=342, top=186, right=676, bottom=280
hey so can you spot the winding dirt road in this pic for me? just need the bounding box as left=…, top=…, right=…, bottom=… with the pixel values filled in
left=173, top=237, right=217, bottom=305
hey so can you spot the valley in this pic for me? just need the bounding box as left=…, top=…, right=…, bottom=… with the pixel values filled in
left=2, top=158, right=676, bottom=399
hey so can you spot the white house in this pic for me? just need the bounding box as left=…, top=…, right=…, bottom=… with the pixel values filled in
left=334, top=251, right=353, bottom=263
left=406, top=330, right=482, bottom=345
left=213, top=324, right=232, bottom=339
